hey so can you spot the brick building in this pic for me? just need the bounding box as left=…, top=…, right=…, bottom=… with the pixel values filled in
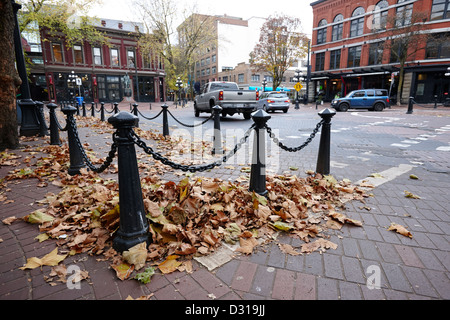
left=26, top=18, right=166, bottom=104
left=310, top=0, right=450, bottom=103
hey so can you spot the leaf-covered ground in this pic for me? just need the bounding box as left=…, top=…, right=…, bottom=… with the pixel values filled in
left=1, top=115, right=372, bottom=284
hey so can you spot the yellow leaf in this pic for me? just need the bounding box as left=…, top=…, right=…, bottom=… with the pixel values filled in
left=404, top=191, right=421, bottom=199
left=24, top=210, right=54, bottom=224
left=35, top=233, right=50, bottom=243
left=158, top=255, right=182, bottom=274
left=112, top=263, right=134, bottom=280
left=20, top=248, right=67, bottom=270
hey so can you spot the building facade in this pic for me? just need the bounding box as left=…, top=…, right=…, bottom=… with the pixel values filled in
left=310, top=0, right=450, bottom=103
left=188, top=14, right=266, bottom=90
left=26, top=19, right=166, bottom=104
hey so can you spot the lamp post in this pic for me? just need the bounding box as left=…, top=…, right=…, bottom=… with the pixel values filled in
left=12, top=0, right=41, bottom=137
left=294, top=69, right=302, bottom=110
left=176, top=77, right=183, bottom=107
left=262, top=78, right=267, bottom=93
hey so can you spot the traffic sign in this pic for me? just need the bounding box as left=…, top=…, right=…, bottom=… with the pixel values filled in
left=294, top=82, right=303, bottom=92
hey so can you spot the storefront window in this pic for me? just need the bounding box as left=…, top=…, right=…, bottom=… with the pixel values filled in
left=347, top=46, right=362, bottom=68
left=52, top=42, right=64, bottom=63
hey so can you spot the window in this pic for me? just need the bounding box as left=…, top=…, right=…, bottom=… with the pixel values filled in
left=352, top=91, right=365, bottom=98
left=52, top=42, right=64, bottom=63
left=212, top=55, right=216, bottom=63
left=251, top=74, right=260, bottom=82
left=238, top=74, right=244, bottom=83
left=73, top=45, right=84, bottom=64
left=212, top=66, right=217, bottom=74
left=332, top=14, right=344, bottom=41
left=315, top=52, right=326, bottom=71
left=316, top=19, right=327, bottom=44
left=426, top=33, right=450, bottom=59
left=347, top=46, right=362, bottom=68
left=367, top=90, right=375, bottom=97
left=93, top=47, right=102, bottom=65
left=329, top=49, right=341, bottom=69
left=372, top=1, right=389, bottom=31
left=389, top=43, right=403, bottom=63
left=111, top=48, right=119, bottom=67
left=350, top=7, right=365, bottom=37
left=396, top=0, right=413, bottom=26
left=368, top=41, right=385, bottom=65
left=430, top=0, right=450, bottom=21
left=127, top=49, right=135, bottom=68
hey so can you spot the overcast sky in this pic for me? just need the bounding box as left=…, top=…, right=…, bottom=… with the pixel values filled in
left=88, top=0, right=314, bottom=36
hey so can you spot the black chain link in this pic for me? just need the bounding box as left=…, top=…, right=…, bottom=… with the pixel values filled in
left=167, top=109, right=214, bottom=128
left=68, top=116, right=117, bottom=173
left=130, top=124, right=256, bottom=173
left=265, top=120, right=324, bottom=152
left=53, top=112, right=68, bottom=132
left=137, top=109, right=164, bottom=121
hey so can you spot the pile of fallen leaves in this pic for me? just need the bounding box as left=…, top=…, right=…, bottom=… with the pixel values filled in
left=1, top=117, right=373, bottom=284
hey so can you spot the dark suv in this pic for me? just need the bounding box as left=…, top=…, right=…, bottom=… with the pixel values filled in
left=331, top=89, right=389, bottom=112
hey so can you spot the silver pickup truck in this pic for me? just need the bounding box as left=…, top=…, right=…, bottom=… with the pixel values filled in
left=194, top=82, right=259, bottom=119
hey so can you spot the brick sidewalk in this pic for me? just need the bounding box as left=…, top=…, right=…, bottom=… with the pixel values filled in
left=1, top=104, right=449, bottom=301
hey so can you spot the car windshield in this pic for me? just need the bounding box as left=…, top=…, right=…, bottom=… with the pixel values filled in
left=268, top=93, right=288, bottom=98
left=210, top=83, right=239, bottom=91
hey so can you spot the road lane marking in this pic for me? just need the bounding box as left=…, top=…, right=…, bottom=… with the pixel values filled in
left=356, top=164, right=415, bottom=188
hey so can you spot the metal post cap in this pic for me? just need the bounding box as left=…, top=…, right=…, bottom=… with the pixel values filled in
left=108, top=111, right=139, bottom=128
left=61, top=106, right=78, bottom=113
left=212, top=105, right=223, bottom=111
left=318, top=108, right=336, bottom=117
left=161, top=104, right=169, bottom=109
left=251, top=109, right=271, bottom=120
left=47, top=103, right=58, bottom=109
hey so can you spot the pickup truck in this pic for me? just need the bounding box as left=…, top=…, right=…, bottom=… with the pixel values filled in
left=194, top=82, right=259, bottom=119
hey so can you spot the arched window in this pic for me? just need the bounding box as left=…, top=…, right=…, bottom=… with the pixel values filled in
left=396, top=0, right=413, bottom=26
left=317, top=19, right=328, bottom=44
left=372, top=0, right=389, bottom=31
left=350, top=7, right=365, bottom=37
left=332, top=14, right=344, bottom=41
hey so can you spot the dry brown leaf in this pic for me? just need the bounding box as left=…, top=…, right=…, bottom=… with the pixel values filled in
left=387, top=223, right=413, bottom=238
left=236, top=237, right=258, bottom=255
left=122, top=242, right=148, bottom=270
left=301, top=239, right=338, bottom=254
left=158, top=255, right=182, bottom=274
left=111, top=263, right=134, bottom=280
left=278, top=243, right=301, bottom=256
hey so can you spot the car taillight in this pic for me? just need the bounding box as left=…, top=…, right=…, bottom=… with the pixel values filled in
left=267, top=100, right=274, bottom=103
left=285, top=100, right=290, bottom=103
left=219, top=91, right=223, bottom=101
left=387, top=98, right=390, bottom=103
left=256, top=91, right=259, bottom=101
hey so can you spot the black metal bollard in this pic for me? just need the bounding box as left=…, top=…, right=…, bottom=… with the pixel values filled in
left=62, top=106, right=86, bottom=176
left=100, top=102, right=105, bottom=122
left=249, top=110, right=271, bottom=196
left=47, top=103, right=61, bottom=146
left=82, top=102, right=87, bottom=117
left=407, top=97, right=414, bottom=114
left=35, top=101, right=48, bottom=137
left=212, top=105, right=223, bottom=155
left=434, top=95, right=438, bottom=109
left=161, top=104, right=170, bottom=137
left=316, top=108, right=336, bottom=175
left=114, top=102, right=119, bottom=114
left=75, top=101, right=80, bottom=116
left=108, top=112, right=150, bottom=252
left=91, top=102, right=95, bottom=117
left=18, top=99, right=41, bottom=137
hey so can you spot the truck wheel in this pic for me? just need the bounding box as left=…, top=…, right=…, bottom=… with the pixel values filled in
left=243, top=113, right=251, bottom=120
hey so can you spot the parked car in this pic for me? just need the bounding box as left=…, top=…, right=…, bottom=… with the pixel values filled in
left=194, top=82, right=259, bottom=119
left=331, top=89, right=389, bottom=112
left=257, top=91, right=290, bottom=113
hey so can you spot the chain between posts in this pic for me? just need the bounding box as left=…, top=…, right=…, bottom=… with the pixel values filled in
left=265, top=120, right=324, bottom=152
left=130, top=123, right=256, bottom=173
left=67, top=116, right=118, bottom=173
left=137, top=109, right=163, bottom=121
left=167, top=109, right=214, bottom=128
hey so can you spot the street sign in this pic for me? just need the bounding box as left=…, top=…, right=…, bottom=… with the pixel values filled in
left=294, top=82, right=303, bottom=92
left=76, top=78, right=82, bottom=86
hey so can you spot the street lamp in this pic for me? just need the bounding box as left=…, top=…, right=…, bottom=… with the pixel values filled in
left=176, top=77, right=183, bottom=107
left=262, top=78, right=267, bottom=93
left=12, top=0, right=41, bottom=137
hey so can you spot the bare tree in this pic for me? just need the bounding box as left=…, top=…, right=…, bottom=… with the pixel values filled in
left=133, top=0, right=216, bottom=93
left=250, top=14, right=308, bottom=92
left=381, top=10, right=449, bottom=104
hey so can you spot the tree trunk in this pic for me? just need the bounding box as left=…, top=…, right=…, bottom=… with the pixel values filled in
left=396, top=62, right=405, bottom=106
left=0, top=0, right=21, bottom=151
